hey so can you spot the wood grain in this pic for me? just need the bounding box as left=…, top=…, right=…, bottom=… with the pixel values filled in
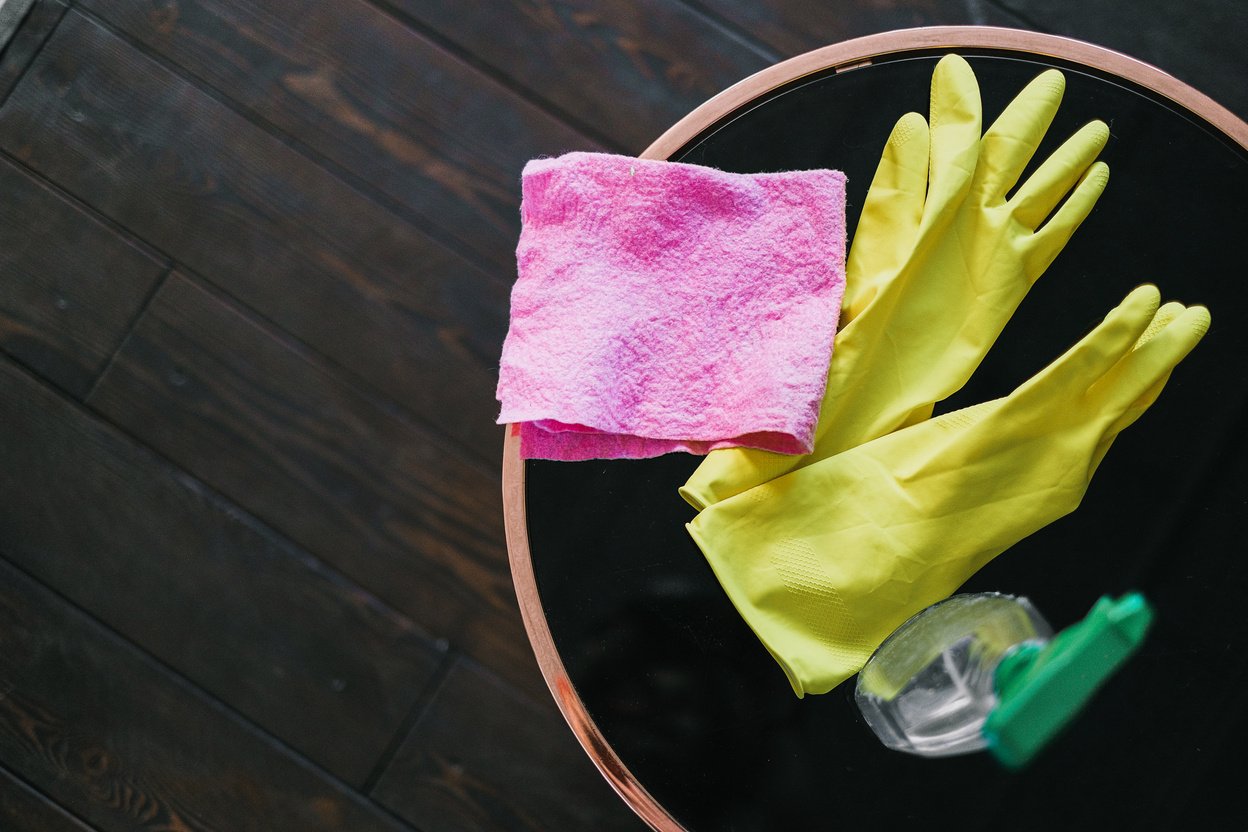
left=0, top=9, right=510, bottom=461
left=0, top=0, right=38, bottom=48
left=0, top=157, right=165, bottom=398
left=0, top=0, right=66, bottom=102
left=86, top=273, right=543, bottom=699
left=1, top=765, right=97, bottom=832
left=74, top=0, right=599, bottom=276
left=0, top=558, right=416, bottom=832
left=0, top=1, right=1239, bottom=830
left=387, top=0, right=773, bottom=152
left=0, top=354, right=444, bottom=785
left=697, top=0, right=1028, bottom=58
left=373, top=657, right=645, bottom=832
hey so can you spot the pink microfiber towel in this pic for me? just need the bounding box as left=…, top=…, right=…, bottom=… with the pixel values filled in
left=497, top=151, right=847, bottom=461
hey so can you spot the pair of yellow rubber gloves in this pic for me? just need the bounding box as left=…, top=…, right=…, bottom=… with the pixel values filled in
left=683, top=55, right=1210, bottom=697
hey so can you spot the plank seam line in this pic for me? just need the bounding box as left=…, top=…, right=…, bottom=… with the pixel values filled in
left=4, top=351, right=452, bottom=696
left=0, top=0, right=39, bottom=50
left=164, top=268, right=504, bottom=480
left=362, top=0, right=631, bottom=153
left=669, top=0, right=784, bottom=63
left=0, top=0, right=67, bottom=110
left=83, top=264, right=174, bottom=402
left=19, top=5, right=514, bottom=472
left=65, top=2, right=544, bottom=285
left=360, top=650, right=458, bottom=797
left=0, top=549, right=426, bottom=832
left=0, top=759, right=101, bottom=831
left=8, top=349, right=516, bottom=737
left=0, top=141, right=501, bottom=477
left=0, top=145, right=170, bottom=265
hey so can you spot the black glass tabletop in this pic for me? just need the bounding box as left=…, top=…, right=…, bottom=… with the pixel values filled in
left=519, top=45, right=1248, bottom=831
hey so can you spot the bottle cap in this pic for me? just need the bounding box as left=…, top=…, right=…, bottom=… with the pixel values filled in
left=983, top=593, right=1154, bottom=769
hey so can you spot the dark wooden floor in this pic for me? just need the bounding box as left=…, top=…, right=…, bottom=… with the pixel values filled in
left=0, top=1, right=1244, bottom=830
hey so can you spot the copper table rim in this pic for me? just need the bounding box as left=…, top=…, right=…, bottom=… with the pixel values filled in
left=502, top=26, right=1248, bottom=832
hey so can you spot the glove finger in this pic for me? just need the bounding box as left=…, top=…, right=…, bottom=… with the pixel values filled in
left=974, top=68, right=1066, bottom=202
left=926, top=54, right=982, bottom=210
left=1133, top=301, right=1186, bottom=348
left=1012, top=120, right=1110, bottom=229
left=1023, top=161, right=1110, bottom=280
left=1100, top=301, right=1188, bottom=421
left=1104, top=304, right=1211, bottom=411
left=871, top=112, right=931, bottom=205
left=1023, top=284, right=1161, bottom=396
left=844, top=112, right=930, bottom=318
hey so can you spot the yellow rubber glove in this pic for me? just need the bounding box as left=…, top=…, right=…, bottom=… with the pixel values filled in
left=686, top=285, right=1209, bottom=696
left=681, top=55, right=1111, bottom=510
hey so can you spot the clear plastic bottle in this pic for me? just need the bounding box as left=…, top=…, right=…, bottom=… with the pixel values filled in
left=854, top=592, right=1152, bottom=767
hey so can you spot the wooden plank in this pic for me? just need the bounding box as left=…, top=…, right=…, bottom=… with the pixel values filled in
left=0, top=0, right=38, bottom=47
left=0, top=157, right=164, bottom=398
left=696, top=0, right=1028, bottom=59
left=0, top=558, right=415, bottom=832
left=372, top=657, right=645, bottom=832
left=0, top=0, right=66, bottom=101
left=383, top=0, right=773, bottom=151
left=992, top=0, right=1248, bottom=120
left=1, top=765, right=97, bottom=832
left=0, top=10, right=510, bottom=461
left=86, top=273, right=543, bottom=700
left=0, top=354, right=444, bottom=785
left=74, top=0, right=599, bottom=277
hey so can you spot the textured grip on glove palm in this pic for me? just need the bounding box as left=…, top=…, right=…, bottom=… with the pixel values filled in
left=686, top=286, right=1209, bottom=697
left=681, top=55, right=1111, bottom=510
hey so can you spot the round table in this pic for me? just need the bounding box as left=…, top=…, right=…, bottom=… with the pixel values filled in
left=504, top=28, right=1248, bottom=831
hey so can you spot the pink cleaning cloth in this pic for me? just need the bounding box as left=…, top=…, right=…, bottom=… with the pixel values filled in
left=497, top=151, right=846, bottom=461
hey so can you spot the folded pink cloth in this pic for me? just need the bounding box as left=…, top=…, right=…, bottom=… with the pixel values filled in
left=497, top=151, right=847, bottom=461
